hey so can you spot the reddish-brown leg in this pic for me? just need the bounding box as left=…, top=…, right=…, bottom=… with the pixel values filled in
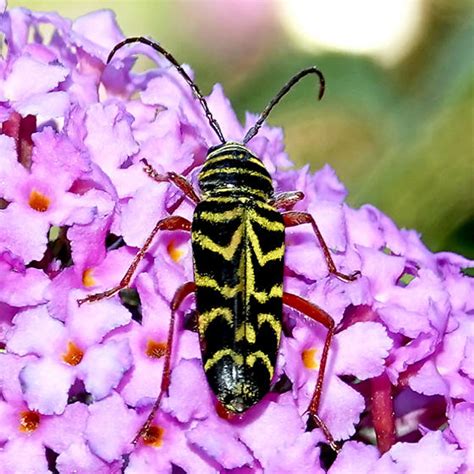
left=142, top=158, right=200, bottom=204
left=282, top=211, right=360, bottom=282
left=270, top=190, right=305, bottom=210
left=134, top=281, right=196, bottom=445
left=283, top=292, right=339, bottom=452
left=77, top=216, right=192, bottom=305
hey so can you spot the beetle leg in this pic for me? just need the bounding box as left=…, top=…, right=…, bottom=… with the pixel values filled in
left=283, top=292, right=339, bottom=452
left=282, top=211, right=360, bottom=282
left=269, top=190, right=304, bottom=210
left=142, top=158, right=201, bottom=204
left=133, top=281, right=196, bottom=445
left=77, top=216, right=192, bottom=305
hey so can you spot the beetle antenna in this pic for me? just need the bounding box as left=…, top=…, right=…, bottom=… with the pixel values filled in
left=107, top=37, right=226, bottom=144
left=242, top=67, right=325, bottom=145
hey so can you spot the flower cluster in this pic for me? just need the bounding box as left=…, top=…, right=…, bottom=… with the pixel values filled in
left=0, top=6, right=472, bottom=474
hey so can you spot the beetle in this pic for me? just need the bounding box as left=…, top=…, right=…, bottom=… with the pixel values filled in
left=78, top=37, right=360, bottom=450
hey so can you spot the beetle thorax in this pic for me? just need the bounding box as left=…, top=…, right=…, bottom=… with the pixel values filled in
left=198, top=142, right=274, bottom=201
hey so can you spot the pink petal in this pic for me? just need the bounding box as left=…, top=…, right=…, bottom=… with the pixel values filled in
left=20, top=358, right=74, bottom=415
left=31, top=127, right=90, bottom=190
left=56, top=441, right=112, bottom=474
left=187, top=414, right=254, bottom=470
left=313, top=164, right=347, bottom=203
left=357, top=246, right=406, bottom=302
left=79, top=339, right=133, bottom=400
left=408, top=360, right=449, bottom=396
left=71, top=10, right=123, bottom=60
left=84, top=102, right=138, bottom=174
left=334, top=322, right=393, bottom=380
left=345, top=205, right=385, bottom=250
left=449, top=402, right=474, bottom=468
left=4, top=55, right=68, bottom=101
left=328, top=441, right=379, bottom=474
left=265, top=431, right=324, bottom=474
left=85, top=392, right=139, bottom=463
left=67, top=293, right=131, bottom=347
left=0, top=438, right=48, bottom=474
left=119, top=182, right=168, bottom=248
left=0, top=203, right=50, bottom=263
left=15, top=91, right=70, bottom=120
left=237, top=401, right=305, bottom=469
left=163, top=359, right=213, bottom=423
left=388, top=430, right=464, bottom=474
left=7, top=306, right=66, bottom=357
left=318, top=376, right=365, bottom=440
left=41, top=402, right=89, bottom=452
left=0, top=264, right=49, bottom=307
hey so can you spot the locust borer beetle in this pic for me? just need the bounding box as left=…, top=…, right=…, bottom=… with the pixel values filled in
left=78, top=37, right=360, bottom=451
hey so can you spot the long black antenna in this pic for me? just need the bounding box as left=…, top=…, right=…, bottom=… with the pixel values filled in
left=242, top=67, right=325, bottom=145
left=107, top=37, right=226, bottom=144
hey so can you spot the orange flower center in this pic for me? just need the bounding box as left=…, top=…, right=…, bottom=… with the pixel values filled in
left=146, top=340, right=167, bottom=359
left=167, top=240, right=184, bottom=263
left=62, top=341, right=84, bottom=366
left=82, top=268, right=96, bottom=288
left=302, top=348, right=319, bottom=369
left=19, top=410, right=40, bottom=432
left=142, top=425, right=165, bottom=447
left=28, top=189, right=50, bottom=212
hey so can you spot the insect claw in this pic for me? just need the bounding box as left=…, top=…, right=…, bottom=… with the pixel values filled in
left=333, top=269, right=361, bottom=282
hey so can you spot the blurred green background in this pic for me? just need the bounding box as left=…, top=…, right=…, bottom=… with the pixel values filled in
left=10, top=0, right=474, bottom=258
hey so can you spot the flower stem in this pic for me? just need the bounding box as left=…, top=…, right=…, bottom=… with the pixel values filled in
left=370, top=372, right=396, bottom=453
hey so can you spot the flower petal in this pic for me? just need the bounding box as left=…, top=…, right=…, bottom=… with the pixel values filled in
left=334, top=322, right=393, bottom=380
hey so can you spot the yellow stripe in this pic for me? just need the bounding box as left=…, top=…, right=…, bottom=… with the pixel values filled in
left=199, top=207, right=283, bottom=231
left=205, top=154, right=267, bottom=170
left=199, top=307, right=234, bottom=333
left=247, top=222, right=285, bottom=266
left=257, top=313, right=281, bottom=344
left=206, top=142, right=247, bottom=158
left=199, top=167, right=273, bottom=186
left=248, top=209, right=284, bottom=232
left=194, top=272, right=242, bottom=298
left=200, top=207, right=242, bottom=223
left=235, top=322, right=257, bottom=344
left=193, top=224, right=243, bottom=260
left=252, top=284, right=283, bottom=303
left=204, top=349, right=243, bottom=371
left=246, top=351, right=274, bottom=378
left=209, top=188, right=270, bottom=200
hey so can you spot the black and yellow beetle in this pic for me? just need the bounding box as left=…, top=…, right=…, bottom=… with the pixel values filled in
left=78, top=37, right=359, bottom=449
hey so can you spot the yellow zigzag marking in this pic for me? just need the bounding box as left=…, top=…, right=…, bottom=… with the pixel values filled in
left=248, top=209, right=284, bottom=232
left=258, top=313, right=281, bottom=345
left=252, top=284, right=283, bottom=303
left=247, top=221, right=285, bottom=266
left=194, top=273, right=242, bottom=298
left=204, top=349, right=243, bottom=371
left=193, top=223, right=244, bottom=260
left=246, top=351, right=274, bottom=378
left=199, top=307, right=234, bottom=333
left=204, top=348, right=274, bottom=379
left=194, top=216, right=283, bottom=263
left=194, top=275, right=281, bottom=304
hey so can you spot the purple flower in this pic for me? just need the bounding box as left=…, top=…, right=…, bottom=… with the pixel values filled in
left=0, top=5, right=473, bottom=473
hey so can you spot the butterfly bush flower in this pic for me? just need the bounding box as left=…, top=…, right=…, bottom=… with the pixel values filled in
left=0, top=6, right=472, bottom=474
